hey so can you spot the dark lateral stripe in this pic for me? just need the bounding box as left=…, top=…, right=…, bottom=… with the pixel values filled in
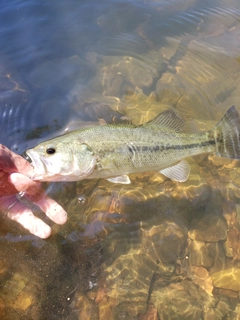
left=127, top=140, right=216, bottom=153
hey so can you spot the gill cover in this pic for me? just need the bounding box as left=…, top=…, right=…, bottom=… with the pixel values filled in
left=27, top=141, right=96, bottom=182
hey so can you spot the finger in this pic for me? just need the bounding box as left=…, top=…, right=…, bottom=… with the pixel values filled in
left=0, top=172, right=18, bottom=196
left=8, top=173, right=42, bottom=195
left=0, top=196, right=52, bottom=239
left=30, top=195, right=68, bottom=225
left=8, top=173, right=67, bottom=224
left=9, top=207, right=52, bottom=239
left=11, top=155, right=34, bottom=175
left=0, top=145, right=33, bottom=174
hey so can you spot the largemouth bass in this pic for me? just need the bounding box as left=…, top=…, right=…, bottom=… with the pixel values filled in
left=26, top=106, right=240, bottom=184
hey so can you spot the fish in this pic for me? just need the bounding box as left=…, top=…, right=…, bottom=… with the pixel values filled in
left=26, top=106, right=240, bottom=184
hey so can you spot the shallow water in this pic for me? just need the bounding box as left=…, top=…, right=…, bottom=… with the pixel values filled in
left=1, top=0, right=240, bottom=319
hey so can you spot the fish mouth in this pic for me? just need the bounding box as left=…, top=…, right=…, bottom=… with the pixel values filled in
left=26, top=149, right=51, bottom=181
left=26, top=149, right=70, bottom=182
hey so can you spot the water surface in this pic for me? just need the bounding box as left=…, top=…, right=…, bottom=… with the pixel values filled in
left=1, top=0, right=240, bottom=319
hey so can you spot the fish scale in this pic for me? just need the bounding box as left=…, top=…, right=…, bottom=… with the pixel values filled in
left=76, top=126, right=214, bottom=178
left=26, top=106, right=240, bottom=183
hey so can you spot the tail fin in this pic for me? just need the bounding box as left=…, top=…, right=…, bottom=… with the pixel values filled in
left=213, top=105, right=240, bottom=159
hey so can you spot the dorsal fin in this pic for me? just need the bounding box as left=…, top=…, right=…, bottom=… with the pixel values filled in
left=143, top=108, right=185, bottom=132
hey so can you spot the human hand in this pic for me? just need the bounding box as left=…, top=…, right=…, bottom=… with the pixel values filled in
left=0, top=145, right=67, bottom=238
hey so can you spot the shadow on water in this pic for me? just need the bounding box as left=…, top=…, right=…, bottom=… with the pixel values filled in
left=1, top=0, right=240, bottom=319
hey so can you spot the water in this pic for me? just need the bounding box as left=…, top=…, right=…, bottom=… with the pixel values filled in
left=1, top=0, right=240, bottom=319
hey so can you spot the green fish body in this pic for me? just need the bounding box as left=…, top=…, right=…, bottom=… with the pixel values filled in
left=26, top=106, right=240, bottom=183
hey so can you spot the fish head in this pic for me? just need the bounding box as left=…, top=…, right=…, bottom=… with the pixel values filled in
left=26, top=136, right=96, bottom=182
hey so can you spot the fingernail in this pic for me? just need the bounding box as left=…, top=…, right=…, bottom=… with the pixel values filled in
left=8, top=173, right=19, bottom=185
left=55, top=208, right=68, bottom=225
left=47, top=204, right=68, bottom=225
left=34, top=224, right=52, bottom=239
left=8, top=173, right=25, bottom=190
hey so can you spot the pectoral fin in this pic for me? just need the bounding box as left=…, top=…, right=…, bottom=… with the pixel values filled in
left=107, top=175, right=131, bottom=184
left=160, top=160, right=190, bottom=182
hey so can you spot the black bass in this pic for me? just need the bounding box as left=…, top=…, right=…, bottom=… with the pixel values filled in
left=26, top=106, right=240, bottom=183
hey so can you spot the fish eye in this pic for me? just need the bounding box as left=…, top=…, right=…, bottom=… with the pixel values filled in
left=46, top=147, right=56, bottom=155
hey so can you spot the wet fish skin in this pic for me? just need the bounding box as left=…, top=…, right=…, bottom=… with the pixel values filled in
left=26, top=106, right=240, bottom=183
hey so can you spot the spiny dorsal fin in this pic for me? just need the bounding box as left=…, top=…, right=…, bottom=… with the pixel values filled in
left=144, top=108, right=185, bottom=132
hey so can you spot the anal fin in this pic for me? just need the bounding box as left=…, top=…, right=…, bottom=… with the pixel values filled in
left=160, top=160, right=190, bottom=182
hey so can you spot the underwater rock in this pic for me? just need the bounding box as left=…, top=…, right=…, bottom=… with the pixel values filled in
left=191, top=266, right=213, bottom=296
left=96, top=247, right=157, bottom=319
left=100, top=249, right=157, bottom=317
left=145, top=222, right=188, bottom=264
left=98, top=297, right=148, bottom=320
left=203, top=299, right=233, bottom=320
left=99, top=56, right=156, bottom=95
left=105, top=249, right=156, bottom=302
left=138, top=304, right=158, bottom=320
left=207, top=242, right=225, bottom=274
left=75, top=295, right=98, bottom=320
left=208, top=154, right=237, bottom=168
left=169, top=159, right=210, bottom=206
left=98, top=296, right=117, bottom=320
left=226, top=227, right=240, bottom=261
left=68, top=84, right=126, bottom=123
left=189, top=240, right=213, bottom=268
left=235, top=204, right=240, bottom=230
left=232, top=303, right=240, bottom=318
left=150, top=280, right=204, bottom=319
left=189, top=214, right=228, bottom=242
left=120, top=89, right=166, bottom=125
left=0, top=260, right=8, bottom=280
left=69, top=84, right=122, bottom=113
left=0, top=297, right=5, bottom=318
left=0, top=272, right=34, bottom=313
left=86, top=49, right=163, bottom=98
left=211, top=268, right=240, bottom=291
left=156, top=38, right=240, bottom=121
left=200, top=18, right=240, bottom=58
